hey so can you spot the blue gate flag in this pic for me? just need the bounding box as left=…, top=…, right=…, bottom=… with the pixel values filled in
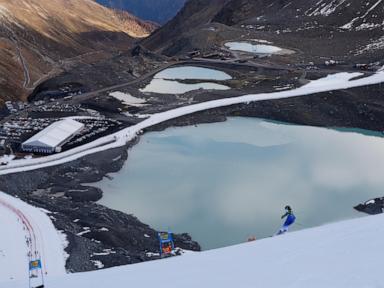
left=158, top=231, right=174, bottom=255
left=29, top=259, right=42, bottom=271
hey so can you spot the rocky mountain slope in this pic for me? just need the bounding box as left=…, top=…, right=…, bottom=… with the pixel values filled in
left=143, top=0, right=384, bottom=62
left=142, top=0, right=225, bottom=55
left=96, top=0, right=187, bottom=24
left=0, top=0, right=155, bottom=104
left=214, top=0, right=384, bottom=29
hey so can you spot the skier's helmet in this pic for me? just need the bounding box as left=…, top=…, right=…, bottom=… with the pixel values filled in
left=285, top=205, right=292, bottom=211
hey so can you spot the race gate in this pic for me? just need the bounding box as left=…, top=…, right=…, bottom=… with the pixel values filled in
left=29, top=259, right=45, bottom=288
left=158, top=231, right=174, bottom=257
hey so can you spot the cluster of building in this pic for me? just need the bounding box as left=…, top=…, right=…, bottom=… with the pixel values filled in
left=65, top=118, right=121, bottom=148
left=0, top=118, right=52, bottom=141
left=31, top=103, right=81, bottom=113
left=0, top=117, right=123, bottom=156
left=4, top=99, right=80, bottom=115
left=21, top=119, right=85, bottom=154
left=5, top=101, right=28, bottom=114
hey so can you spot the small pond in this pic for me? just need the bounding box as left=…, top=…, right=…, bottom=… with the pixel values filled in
left=96, top=118, right=384, bottom=249
left=225, top=42, right=293, bottom=55
left=140, top=66, right=231, bottom=94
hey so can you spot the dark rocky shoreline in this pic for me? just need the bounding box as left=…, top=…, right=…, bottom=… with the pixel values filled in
left=0, top=143, right=200, bottom=272
left=145, top=83, right=384, bottom=133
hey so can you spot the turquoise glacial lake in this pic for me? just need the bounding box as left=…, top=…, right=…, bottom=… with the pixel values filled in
left=96, top=118, right=384, bottom=249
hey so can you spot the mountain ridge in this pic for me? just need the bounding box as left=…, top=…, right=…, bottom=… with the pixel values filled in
left=95, top=0, right=187, bottom=24
left=143, top=0, right=384, bottom=62
left=0, top=0, right=155, bottom=103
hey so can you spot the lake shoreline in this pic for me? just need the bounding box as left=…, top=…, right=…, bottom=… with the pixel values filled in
left=95, top=117, right=384, bottom=249
left=0, top=82, right=383, bottom=271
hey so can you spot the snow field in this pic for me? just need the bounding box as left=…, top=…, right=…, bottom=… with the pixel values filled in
left=4, top=213, right=382, bottom=288
left=0, top=192, right=66, bottom=285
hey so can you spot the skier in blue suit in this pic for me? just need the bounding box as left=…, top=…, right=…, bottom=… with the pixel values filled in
left=276, top=205, right=296, bottom=236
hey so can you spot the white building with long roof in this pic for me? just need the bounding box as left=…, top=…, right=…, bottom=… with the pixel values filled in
left=22, top=119, right=84, bottom=154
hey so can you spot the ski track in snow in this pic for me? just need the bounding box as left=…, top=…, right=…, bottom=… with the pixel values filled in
left=0, top=192, right=65, bottom=285
left=4, top=213, right=384, bottom=288
left=0, top=70, right=384, bottom=175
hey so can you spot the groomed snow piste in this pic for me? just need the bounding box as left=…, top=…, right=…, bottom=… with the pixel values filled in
left=2, top=207, right=383, bottom=288
left=0, top=192, right=66, bottom=286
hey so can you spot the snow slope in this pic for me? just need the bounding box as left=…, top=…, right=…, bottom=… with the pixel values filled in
left=0, top=192, right=65, bottom=285
left=1, top=70, right=384, bottom=175
left=4, top=212, right=383, bottom=288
